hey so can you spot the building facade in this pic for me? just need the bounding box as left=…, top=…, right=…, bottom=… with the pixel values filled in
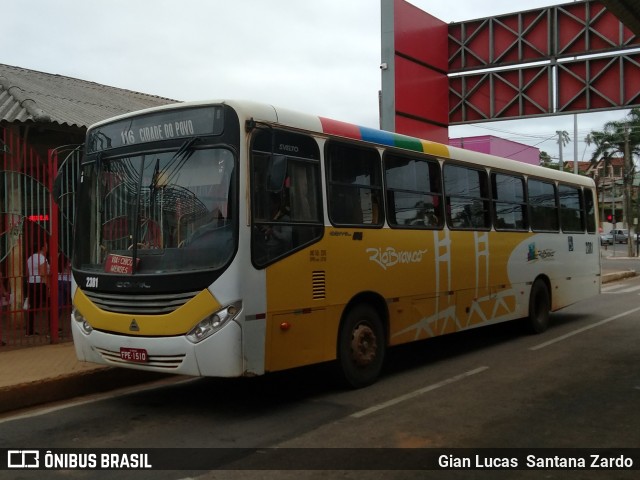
left=1, top=64, right=176, bottom=348
left=449, top=135, right=540, bottom=166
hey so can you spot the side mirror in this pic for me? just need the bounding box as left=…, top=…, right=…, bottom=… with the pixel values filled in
left=267, top=155, right=288, bottom=192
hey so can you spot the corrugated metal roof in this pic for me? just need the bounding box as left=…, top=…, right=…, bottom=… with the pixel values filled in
left=0, top=63, right=178, bottom=128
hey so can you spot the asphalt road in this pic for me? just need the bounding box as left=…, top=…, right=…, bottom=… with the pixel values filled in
left=601, top=246, right=640, bottom=272
left=2, top=274, right=640, bottom=480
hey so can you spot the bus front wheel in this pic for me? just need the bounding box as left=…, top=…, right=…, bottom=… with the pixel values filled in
left=527, top=279, right=550, bottom=334
left=337, top=304, right=385, bottom=388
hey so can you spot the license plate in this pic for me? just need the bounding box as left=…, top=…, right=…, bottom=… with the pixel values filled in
left=120, top=347, right=148, bottom=363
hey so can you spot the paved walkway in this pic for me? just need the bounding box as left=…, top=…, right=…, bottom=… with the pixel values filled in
left=0, top=341, right=166, bottom=414
left=0, top=268, right=636, bottom=414
left=0, top=342, right=100, bottom=389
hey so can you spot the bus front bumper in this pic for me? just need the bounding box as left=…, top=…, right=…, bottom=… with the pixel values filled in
left=71, top=320, right=244, bottom=378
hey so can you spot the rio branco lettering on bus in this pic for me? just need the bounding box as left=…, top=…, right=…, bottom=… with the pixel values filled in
left=120, top=119, right=196, bottom=145
left=367, top=247, right=428, bottom=270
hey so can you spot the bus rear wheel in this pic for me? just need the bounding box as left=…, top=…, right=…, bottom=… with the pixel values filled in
left=337, top=304, right=385, bottom=388
left=527, top=278, right=550, bottom=334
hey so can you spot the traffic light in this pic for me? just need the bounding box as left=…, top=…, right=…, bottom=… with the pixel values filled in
left=607, top=214, right=613, bottom=222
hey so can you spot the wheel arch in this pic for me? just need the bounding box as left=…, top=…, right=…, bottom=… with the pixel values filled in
left=339, top=291, right=390, bottom=347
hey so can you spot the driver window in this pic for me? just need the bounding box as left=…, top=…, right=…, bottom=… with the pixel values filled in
left=250, top=129, right=323, bottom=268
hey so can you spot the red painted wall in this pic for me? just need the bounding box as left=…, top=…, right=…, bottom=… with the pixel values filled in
left=393, top=0, right=449, bottom=142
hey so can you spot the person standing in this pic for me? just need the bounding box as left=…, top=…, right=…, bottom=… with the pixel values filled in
left=26, top=242, right=50, bottom=336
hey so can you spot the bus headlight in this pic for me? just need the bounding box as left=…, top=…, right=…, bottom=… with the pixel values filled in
left=72, top=307, right=93, bottom=335
left=186, top=301, right=242, bottom=344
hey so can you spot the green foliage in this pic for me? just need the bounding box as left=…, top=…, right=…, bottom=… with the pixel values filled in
left=589, top=108, right=640, bottom=170
left=539, top=150, right=552, bottom=167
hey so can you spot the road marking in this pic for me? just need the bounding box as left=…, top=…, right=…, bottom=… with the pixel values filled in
left=601, top=284, right=627, bottom=293
left=350, top=366, right=489, bottom=419
left=530, top=305, right=640, bottom=351
left=601, top=284, right=640, bottom=294
left=617, top=284, right=640, bottom=294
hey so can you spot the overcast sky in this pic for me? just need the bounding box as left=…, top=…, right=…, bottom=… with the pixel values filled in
left=2, top=0, right=633, bottom=163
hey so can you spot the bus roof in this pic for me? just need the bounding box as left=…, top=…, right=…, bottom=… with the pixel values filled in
left=88, top=99, right=596, bottom=188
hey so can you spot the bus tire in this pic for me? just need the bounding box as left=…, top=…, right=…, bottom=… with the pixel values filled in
left=527, top=278, right=550, bottom=334
left=337, top=304, right=385, bottom=388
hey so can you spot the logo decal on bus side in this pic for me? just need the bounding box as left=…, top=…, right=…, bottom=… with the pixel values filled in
left=526, top=243, right=555, bottom=262
left=367, top=247, right=428, bottom=270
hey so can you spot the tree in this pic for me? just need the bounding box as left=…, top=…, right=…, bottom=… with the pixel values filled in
left=539, top=150, right=552, bottom=168
left=556, top=130, right=570, bottom=169
left=589, top=108, right=640, bottom=163
left=589, top=108, right=640, bottom=256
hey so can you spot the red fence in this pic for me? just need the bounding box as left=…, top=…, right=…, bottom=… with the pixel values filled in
left=1, top=126, right=79, bottom=348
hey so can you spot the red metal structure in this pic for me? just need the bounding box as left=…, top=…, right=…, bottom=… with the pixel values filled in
left=381, top=0, right=640, bottom=137
left=381, top=0, right=449, bottom=142
left=1, top=125, right=80, bottom=347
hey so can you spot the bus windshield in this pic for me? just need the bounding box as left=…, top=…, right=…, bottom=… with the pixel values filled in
left=73, top=145, right=236, bottom=274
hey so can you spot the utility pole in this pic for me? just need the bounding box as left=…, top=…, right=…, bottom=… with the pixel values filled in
left=624, top=123, right=634, bottom=257
left=574, top=115, right=579, bottom=174
left=557, top=131, right=564, bottom=170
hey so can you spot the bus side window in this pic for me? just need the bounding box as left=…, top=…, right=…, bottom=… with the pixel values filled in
left=491, top=172, right=528, bottom=231
left=250, top=129, right=323, bottom=268
left=583, top=188, right=597, bottom=233
left=326, top=142, right=383, bottom=227
left=384, top=153, right=443, bottom=229
left=558, top=184, right=585, bottom=233
left=529, top=179, right=559, bottom=232
left=443, top=163, right=491, bottom=230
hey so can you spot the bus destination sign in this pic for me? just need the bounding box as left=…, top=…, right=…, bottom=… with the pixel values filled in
left=88, top=106, right=224, bottom=153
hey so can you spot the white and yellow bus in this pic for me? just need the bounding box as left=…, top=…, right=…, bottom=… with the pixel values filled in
left=71, top=100, right=600, bottom=387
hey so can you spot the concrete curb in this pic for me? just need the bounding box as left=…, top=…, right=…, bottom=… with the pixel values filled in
left=0, top=369, right=167, bottom=415
left=602, top=270, right=636, bottom=284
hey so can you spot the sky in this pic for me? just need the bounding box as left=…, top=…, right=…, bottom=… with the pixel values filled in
left=2, top=0, right=634, bottom=164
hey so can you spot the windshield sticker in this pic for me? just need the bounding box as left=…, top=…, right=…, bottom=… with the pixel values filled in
left=105, top=254, right=139, bottom=274
left=367, top=247, right=428, bottom=270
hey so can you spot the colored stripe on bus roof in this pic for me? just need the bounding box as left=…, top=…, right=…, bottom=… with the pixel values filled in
left=319, top=117, right=449, bottom=157
left=319, top=117, right=361, bottom=139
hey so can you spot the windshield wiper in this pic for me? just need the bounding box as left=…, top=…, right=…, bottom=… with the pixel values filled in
left=131, top=137, right=200, bottom=272
left=161, top=136, right=200, bottom=186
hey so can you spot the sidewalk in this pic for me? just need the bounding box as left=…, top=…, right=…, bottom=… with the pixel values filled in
left=0, top=341, right=167, bottom=414
left=0, top=268, right=636, bottom=415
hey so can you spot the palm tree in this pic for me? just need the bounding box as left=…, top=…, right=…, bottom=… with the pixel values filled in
left=589, top=108, right=640, bottom=255
left=539, top=150, right=552, bottom=168
left=556, top=130, right=570, bottom=170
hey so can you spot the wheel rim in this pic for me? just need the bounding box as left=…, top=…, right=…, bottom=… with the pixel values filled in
left=350, top=323, right=378, bottom=367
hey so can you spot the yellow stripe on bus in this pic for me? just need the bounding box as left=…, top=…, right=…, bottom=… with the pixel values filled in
left=421, top=140, right=450, bottom=158
left=74, top=288, right=221, bottom=336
